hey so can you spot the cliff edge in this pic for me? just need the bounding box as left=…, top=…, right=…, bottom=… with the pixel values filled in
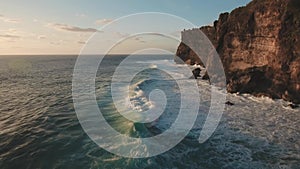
left=176, top=0, right=300, bottom=103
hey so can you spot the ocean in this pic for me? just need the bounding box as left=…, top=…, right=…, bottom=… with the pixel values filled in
left=0, top=55, right=299, bottom=169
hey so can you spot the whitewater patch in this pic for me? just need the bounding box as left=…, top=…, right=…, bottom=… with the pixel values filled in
left=129, top=80, right=154, bottom=112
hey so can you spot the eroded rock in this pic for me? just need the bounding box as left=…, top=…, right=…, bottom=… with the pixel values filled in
left=176, top=0, right=300, bottom=103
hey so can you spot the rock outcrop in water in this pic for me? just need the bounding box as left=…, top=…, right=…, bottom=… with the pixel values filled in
left=192, top=68, right=201, bottom=79
left=176, top=0, right=300, bottom=103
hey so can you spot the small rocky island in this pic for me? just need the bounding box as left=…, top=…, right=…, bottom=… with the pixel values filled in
left=176, top=0, right=300, bottom=104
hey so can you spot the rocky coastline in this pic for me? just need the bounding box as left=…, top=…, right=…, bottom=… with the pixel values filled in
left=176, top=0, right=300, bottom=104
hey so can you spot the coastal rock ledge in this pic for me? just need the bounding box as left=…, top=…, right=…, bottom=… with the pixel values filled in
left=176, top=0, right=300, bottom=104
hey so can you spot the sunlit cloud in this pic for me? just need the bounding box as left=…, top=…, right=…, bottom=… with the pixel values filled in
left=115, top=32, right=129, bottom=38
left=0, top=33, right=21, bottom=43
left=48, top=23, right=99, bottom=33
left=134, top=37, right=146, bottom=43
left=0, top=15, right=21, bottom=23
left=37, top=35, right=46, bottom=39
left=50, top=40, right=64, bottom=46
left=0, top=34, right=21, bottom=39
left=77, top=41, right=86, bottom=44
left=0, top=29, right=33, bottom=41
left=95, top=18, right=113, bottom=25
left=8, top=28, right=17, bottom=33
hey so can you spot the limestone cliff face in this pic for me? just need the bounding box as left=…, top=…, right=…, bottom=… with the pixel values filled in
left=176, top=0, right=300, bottom=103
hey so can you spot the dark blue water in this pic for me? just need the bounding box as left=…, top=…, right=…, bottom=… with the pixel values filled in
left=0, top=55, right=299, bottom=169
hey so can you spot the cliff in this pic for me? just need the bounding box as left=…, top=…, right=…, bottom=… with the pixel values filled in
left=176, top=0, right=300, bottom=104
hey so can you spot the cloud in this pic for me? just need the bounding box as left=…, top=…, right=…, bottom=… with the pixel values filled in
left=8, top=28, right=17, bottom=32
left=0, top=29, right=30, bottom=42
left=0, top=15, right=20, bottom=23
left=134, top=37, right=142, bottom=41
left=115, top=32, right=129, bottom=38
left=37, top=35, right=46, bottom=39
left=49, top=23, right=99, bottom=33
left=95, top=19, right=113, bottom=25
left=0, top=34, right=21, bottom=39
left=50, top=41, right=61, bottom=45
left=50, top=40, right=64, bottom=46
left=134, top=37, right=146, bottom=43
left=0, top=34, right=21, bottom=42
left=78, top=41, right=86, bottom=44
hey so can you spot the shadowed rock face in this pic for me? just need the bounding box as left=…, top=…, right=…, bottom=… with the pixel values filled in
left=176, top=0, right=300, bottom=103
left=192, top=68, right=201, bottom=79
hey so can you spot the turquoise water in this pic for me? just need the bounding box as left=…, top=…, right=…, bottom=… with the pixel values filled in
left=0, top=55, right=299, bottom=169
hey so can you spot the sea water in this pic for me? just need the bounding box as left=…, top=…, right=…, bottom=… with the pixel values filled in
left=0, top=55, right=299, bottom=169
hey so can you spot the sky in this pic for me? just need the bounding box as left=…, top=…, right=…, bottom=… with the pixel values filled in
left=0, top=0, right=252, bottom=55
